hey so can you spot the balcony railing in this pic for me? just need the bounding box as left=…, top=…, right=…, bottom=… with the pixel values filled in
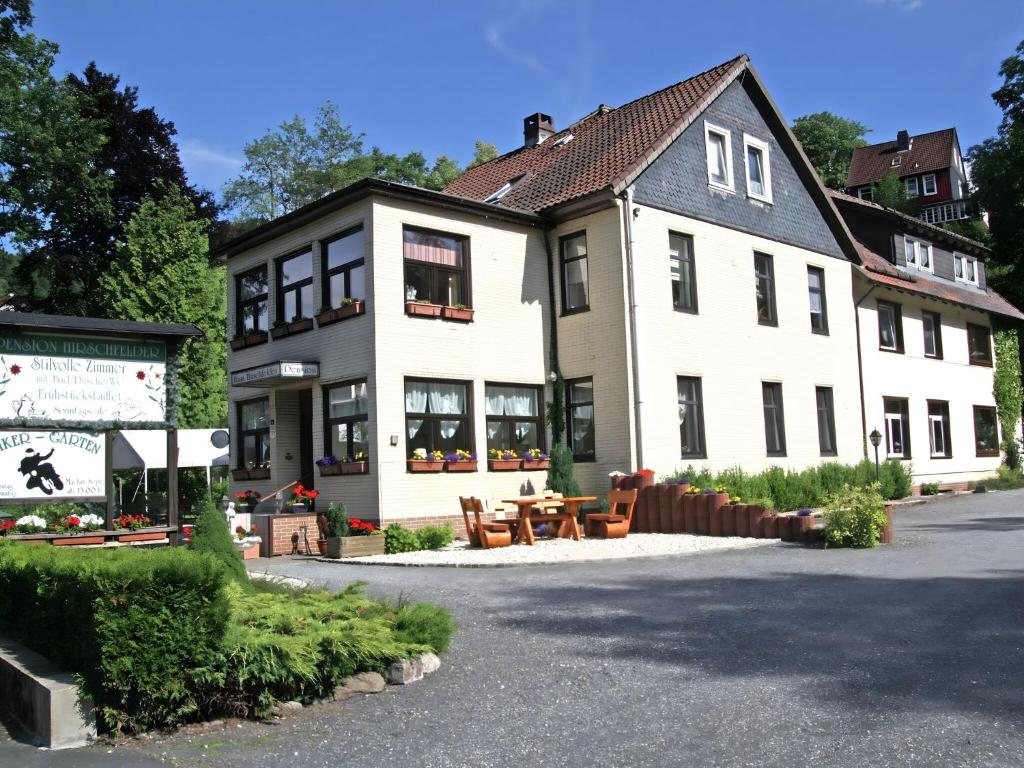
left=919, top=199, right=973, bottom=225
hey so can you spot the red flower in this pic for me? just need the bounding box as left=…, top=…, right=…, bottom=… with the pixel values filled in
left=305, top=489, right=319, bottom=499
left=636, top=468, right=655, bottom=477
left=136, top=370, right=146, bottom=380
left=0, top=520, right=15, bottom=531
left=235, top=525, right=246, bottom=535
left=9, top=364, right=20, bottom=375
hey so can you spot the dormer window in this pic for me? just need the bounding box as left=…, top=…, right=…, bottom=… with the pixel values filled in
left=704, top=122, right=733, bottom=191
left=484, top=174, right=526, bottom=204
left=903, top=236, right=932, bottom=272
left=891, top=155, right=902, bottom=167
left=954, top=254, right=979, bottom=285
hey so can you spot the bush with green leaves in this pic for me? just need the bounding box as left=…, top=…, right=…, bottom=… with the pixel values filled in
left=546, top=443, right=582, bottom=497
left=385, top=524, right=421, bottom=554
left=189, top=501, right=249, bottom=586
left=0, top=542, right=230, bottom=734
left=822, top=483, right=889, bottom=548
left=324, top=502, right=348, bottom=538
left=416, top=524, right=453, bottom=550
left=920, top=482, right=940, bottom=496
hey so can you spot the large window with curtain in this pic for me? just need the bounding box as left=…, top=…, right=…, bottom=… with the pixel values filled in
left=677, top=376, right=706, bottom=458
left=237, top=398, right=270, bottom=470
left=566, top=377, right=595, bottom=460
left=403, top=227, right=468, bottom=307
left=323, top=226, right=365, bottom=308
left=485, top=384, right=544, bottom=453
left=324, top=379, right=368, bottom=460
left=405, top=379, right=472, bottom=455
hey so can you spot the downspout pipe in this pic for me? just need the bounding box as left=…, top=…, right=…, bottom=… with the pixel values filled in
left=854, top=282, right=878, bottom=457
left=542, top=223, right=563, bottom=444
left=621, top=186, right=643, bottom=470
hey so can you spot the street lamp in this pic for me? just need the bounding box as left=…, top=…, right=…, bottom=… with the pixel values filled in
left=869, top=429, right=882, bottom=481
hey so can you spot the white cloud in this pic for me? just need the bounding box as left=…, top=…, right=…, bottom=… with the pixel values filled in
left=484, top=22, right=548, bottom=74
left=179, top=138, right=245, bottom=191
left=865, top=0, right=924, bottom=11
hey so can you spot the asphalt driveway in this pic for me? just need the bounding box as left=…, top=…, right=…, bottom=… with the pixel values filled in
left=3, top=489, right=1022, bottom=767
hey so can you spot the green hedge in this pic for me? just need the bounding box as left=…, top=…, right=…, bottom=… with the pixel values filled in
left=666, top=459, right=913, bottom=511
left=385, top=523, right=454, bottom=554
left=0, top=542, right=229, bottom=734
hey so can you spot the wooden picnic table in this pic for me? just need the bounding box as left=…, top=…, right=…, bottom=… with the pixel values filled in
left=501, top=496, right=597, bottom=545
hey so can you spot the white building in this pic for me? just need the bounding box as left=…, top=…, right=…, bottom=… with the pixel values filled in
left=216, top=54, right=1022, bottom=532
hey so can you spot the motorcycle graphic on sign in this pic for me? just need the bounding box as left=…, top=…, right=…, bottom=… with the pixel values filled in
left=18, top=447, right=64, bottom=495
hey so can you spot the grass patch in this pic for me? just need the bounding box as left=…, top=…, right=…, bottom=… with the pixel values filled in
left=981, top=465, right=1024, bottom=491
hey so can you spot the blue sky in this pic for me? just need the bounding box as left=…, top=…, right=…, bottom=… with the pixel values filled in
left=33, top=0, right=1024, bottom=197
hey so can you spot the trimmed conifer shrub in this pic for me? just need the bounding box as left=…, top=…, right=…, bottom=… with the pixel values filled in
left=546, top=443, right=581, bottom=497
left=189, top=500, right=249, bottom=585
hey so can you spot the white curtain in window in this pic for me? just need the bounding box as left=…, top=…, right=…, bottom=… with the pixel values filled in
left=573, top=405, right=593, bottom=440
left=487, top=421, right=501, bottom=440
left=405, top=383, right=428, bottom=413
left=330, top=383, right=367, bottom=418
left=407, top=418, right=423, bottom=439
left=486, top=386, right=536, bottom=416
left=428, top=383, right=465, bottom=414
left=485, top=390, right=505, bottom=416
left=439, top=419, right=459, bottom=439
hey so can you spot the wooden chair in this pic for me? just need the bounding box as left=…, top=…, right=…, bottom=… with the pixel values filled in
left=584, top=489, right=638, bottom=539
left=459, top=496, right=513, bottom=549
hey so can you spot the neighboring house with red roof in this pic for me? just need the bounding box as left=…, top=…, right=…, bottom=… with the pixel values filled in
left=832, top=190, right=1022, bottom=489
left=211, top=54, right=1021, bottom=534
left=844, top=128, right=975, bottom=226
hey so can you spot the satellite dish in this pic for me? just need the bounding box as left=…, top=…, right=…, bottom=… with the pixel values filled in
left=210, top=429, right=230, bottom=449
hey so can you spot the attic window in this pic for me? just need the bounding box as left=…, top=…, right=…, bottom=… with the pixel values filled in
left=551, top=133, right=574, bottom=147
left=484, top=174, right=526, bottom=204
left=891, top=155, right=902, bottom=167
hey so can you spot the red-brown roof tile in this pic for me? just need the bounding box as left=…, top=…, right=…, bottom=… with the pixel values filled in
left=845, top=129, right=957, bottom=188
left=444, top=55, right=749, bottom=212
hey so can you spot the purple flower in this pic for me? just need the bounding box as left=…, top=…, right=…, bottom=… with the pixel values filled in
left=701, top=488, right=716, bottom=494
left=797, top=508, right=813, bottom=517
left=316, top=455, right=338, bottom=466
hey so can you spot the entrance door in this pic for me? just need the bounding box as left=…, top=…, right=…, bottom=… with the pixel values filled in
left=298, top=389, right=314, bottom=490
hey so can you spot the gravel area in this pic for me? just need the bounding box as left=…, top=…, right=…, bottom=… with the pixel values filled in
left=316, top=532, right=779, bottom=566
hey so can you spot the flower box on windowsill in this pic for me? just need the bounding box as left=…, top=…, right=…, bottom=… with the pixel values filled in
left=271, top=317, right=314, bottom=340
left=441, top=306, right=474, bottom=322
left=51, top=535, right=105, bottom=546
left=233, top=467, right=270, bottom=481
left=522, top=459, right=551, bottom=471
left=408, top=459, right=444, bottom=473
left=488, top=458, right=522, bottom=471
left=230, top=330, right=268, bottom=351
left=444, top=460, right=478, bottom=473
left=341, top=461, right=369, bottom=475
left=405, top=301, right=442, bottom=318
left=317, top=463, right=343, bottom=477
left=316, top=300, right=365, bottom=327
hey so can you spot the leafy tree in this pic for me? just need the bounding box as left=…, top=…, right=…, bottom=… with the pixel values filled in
left=870, top=172, right=920, bottom=215
left=469, top=139, right=499, bottom=168
left=99, top=186, right=227, bottom=428
left=968, top=39, right=1024, bottom=308
left=994, top=329, right=1022, bottom=469
left=791, top=111, right=870, bottom=189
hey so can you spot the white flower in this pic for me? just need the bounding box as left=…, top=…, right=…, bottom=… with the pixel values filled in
left=78, top=514, right=105, bottom=528
left=15, top=515, right=47, bottom=529
left=412, top=448, right=426, bottom=460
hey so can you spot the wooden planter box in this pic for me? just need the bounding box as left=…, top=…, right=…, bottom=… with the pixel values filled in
left=51, top=535, right=105, bottom=546
left=270, top=317, right=314, bottom=340
left=316, top=300, right=365, bottom=327
left=521, top=459, right=550, bottom=471
left=232, top=467, right=269, bottom=481
left=441, top=306, right=474, bottom=322
left=445, top=460, right=478, bottom=472
left=408, top=459, right=443, bottom=473
left=230, top=330, right=268, bottom=350
left=405, top=301, right=442, bottom=318
left=488, top=458, right=522, bottom=471
left=317, top=463, right=343, bottom=476
left=325, top=535, right=386, bottom=559
left=341, top=461, right=369, bottom=475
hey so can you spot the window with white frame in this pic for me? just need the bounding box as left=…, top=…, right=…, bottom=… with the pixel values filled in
left=922, top=173, right=937, bottom=196
left=891, top=155, right=902, bottom=167
left=704, top=122, right=733, bottom=191
left=857, top=186, right=873, bottom=201
left=903, top=237, right=932, bottom=272
left=928, top=400, right=951, bottom=458
left=884, top=397, right=910, bottom=459
left=905, top=177, right=919, bottom=197
left=743, top=135, right=772, bottom=203
left=954, top=254, right=979, bottom=285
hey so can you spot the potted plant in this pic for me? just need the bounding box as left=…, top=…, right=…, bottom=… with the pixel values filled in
left=408, top=448, right=444, bottom=472
left=316, top=297, right=366, bottom=327
left=233, top=524, right=262, bottom=560
left=324, top=503, right=386, bottom=558
left=488, top=448, right=521, bottom=471
left=341, top=451, right=369, bottom=474
left=441, top=303, right=474, bottom=322
left=521, top=448, right=550, bottom=470
left=405, top=299, right=442, bottom=318
left=316, top=455, right=343, bottom=476
left=444, top=449, right=477, bottom=472
left=230, top=328, right=268, bottom=350
left=233, top=489, right=261, bottom=513
left=13, top=514, right=47, bottom=535
left=51, top=514, right=106, bottom=546
left=290, top=484, right=319, bottom=513
left=113, top=513, right=163, bottom=542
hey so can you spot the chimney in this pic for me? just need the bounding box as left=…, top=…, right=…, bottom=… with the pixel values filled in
left=896, top=130, right=910, bottom=152
left=523, top=113, right=555, bottom=147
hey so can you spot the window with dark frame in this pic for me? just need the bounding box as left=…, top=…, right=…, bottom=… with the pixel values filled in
left=677, top=376, right=706, bottom=458
left=754, top=252, right=777, bottom=326
left=973, top=406, right=999, bottom=457
left=276, top=249, right=313, bottom=322
left=484, top=384, right=544, bottom=454
left=403, top=227, right=468, bottom=307
left=922, top=311, right=943, bottom=359
left=238, top=398, right=270, bottom=470
left=877, top=300, right=903, bottom=352
left=236, top=266, right=268, bottom=335
left=884, top=397, right=911, bottom=459
left=807, top=266, right=828, bottom=334
left=323, top=226, right=365, bottom=309
left=928, top=400, right=952, bottom=458
left=560, top=232, right=590, bottom=313
left=405, top=379, right=472, bottom=457
left=816, top=386, right=837, bottom=456
left=761, top=382, right=786, bottom=456
left=566, top=377, right=595, bottom=460
left=670, top=232, right=697, bottom=312
left=324, top=380, right=368, bottom=461
left=967, top=323, right=992, bottom=366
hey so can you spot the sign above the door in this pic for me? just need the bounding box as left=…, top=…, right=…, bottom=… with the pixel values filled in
left=230, top=361, right=320, bottom=387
